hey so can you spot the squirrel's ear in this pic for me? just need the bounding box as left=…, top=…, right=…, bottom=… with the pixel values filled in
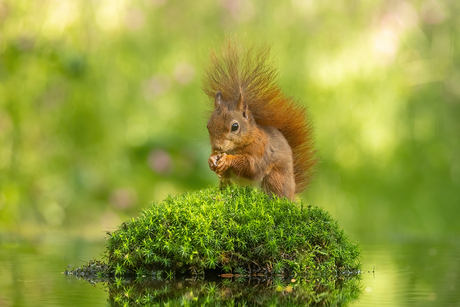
left=215, top=92, right=223, bottom=108
left=237, top=92, right=248, bottom=117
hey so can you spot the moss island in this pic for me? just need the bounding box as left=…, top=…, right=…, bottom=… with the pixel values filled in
left=92, top=186, right=360, bottom=277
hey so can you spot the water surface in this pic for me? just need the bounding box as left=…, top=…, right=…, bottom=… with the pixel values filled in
left=0, top=235, right=458, bottom=306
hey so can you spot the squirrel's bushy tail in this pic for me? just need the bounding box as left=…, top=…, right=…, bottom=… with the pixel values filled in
left=203, top=41, right=317, bottom=193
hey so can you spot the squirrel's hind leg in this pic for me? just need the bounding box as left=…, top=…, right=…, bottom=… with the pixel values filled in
left=261, top=169, right=295, bottom=201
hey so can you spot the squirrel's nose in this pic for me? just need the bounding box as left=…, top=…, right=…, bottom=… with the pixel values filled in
left=212, top=145, right=222, bottom=152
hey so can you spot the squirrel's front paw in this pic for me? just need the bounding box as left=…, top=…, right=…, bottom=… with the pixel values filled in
left=216, top=153, right=231, bottom=175
left=208, top=154, right=221, bottom=172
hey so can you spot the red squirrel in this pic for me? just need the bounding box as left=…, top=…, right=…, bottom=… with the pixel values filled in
left=203, top=42, right=316, bottom=201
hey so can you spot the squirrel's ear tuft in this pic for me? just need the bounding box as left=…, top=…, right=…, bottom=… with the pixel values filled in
left=215, top=91, right=223, bottom=108
left=237, top=92, right=248, bottom=117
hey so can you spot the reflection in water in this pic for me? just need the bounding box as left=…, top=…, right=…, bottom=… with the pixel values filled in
left=74, top=274, right=362, bottom=306
left=2, top=238, right=458, bottom=306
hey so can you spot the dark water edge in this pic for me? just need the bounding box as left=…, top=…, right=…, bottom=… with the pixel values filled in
left=0, top=235, right=459, bottom=306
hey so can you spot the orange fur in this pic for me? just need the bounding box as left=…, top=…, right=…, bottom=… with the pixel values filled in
left=203, top=42, right=317, bottom=193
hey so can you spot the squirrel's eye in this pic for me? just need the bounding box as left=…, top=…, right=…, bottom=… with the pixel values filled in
left=231, top=122, right=239, bottom=132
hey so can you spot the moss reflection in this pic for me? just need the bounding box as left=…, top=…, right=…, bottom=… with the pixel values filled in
left=74, top=274, right=362, bottom=306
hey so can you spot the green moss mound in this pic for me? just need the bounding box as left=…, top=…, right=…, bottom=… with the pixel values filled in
left=105, top=186, right=360, bottom=276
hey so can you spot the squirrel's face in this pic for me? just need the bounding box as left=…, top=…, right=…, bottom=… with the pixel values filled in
left=207, top=91, right=254, bottom=153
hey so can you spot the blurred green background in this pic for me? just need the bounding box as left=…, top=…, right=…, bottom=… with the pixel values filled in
left=0, top=0, right=459, bottom=241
